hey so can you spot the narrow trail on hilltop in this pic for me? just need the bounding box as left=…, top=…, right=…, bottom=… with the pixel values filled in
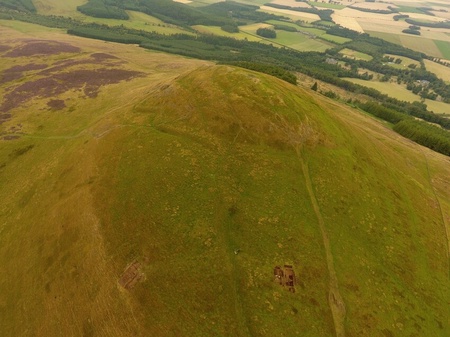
left=299, top=157, right=346, bottom=337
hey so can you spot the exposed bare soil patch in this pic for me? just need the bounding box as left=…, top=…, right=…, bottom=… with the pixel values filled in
left=4, top=40, right=80, bottom=57
left=274, top=265, right=296, bottom=293
left=118, top=261, right=144, bottom=290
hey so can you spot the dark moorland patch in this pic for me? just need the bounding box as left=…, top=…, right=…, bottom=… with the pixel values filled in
left=47, top=99, right=66, bottom=110
left=4, top=40, right=80, bottom=57
left=0, top=68, right=143, bottom=112
left=0, top=63, right=48, bottom=84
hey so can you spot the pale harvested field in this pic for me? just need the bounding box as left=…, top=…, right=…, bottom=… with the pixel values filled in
left=358, top=19, right=408, bottom=35
left=269, top=0, right=311, bottom=8
left=425, top=99, right=450, bottom=115
left=419, top=29, right=450, bottom=43
left=406, top=12, right=447, bottom=22
left=399, top=34, right=444, bottom=58
left=424, top=59, right=450, bottom=83
left=337, top=7, right=395, bottom=20
left=343, top=78, right=421, bottom=102
left=332, top=14, right=364, bottom=33
left=350, top=2, right=397, bottom=10
left=173, top=0, right=192, bottom=3
left=259, top=6, right=320, bottom=22
left=431, top=10, right=450, bottom=20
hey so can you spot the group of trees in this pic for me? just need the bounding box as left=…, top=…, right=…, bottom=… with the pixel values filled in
left=256, top=27, right=276, bottom=38
left=358, top=102, right=450, bottom=156
left=77, top=0, right=129, bottom=20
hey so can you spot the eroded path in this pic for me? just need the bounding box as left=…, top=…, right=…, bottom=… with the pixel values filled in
left=300, top=158, right=346, bottom=337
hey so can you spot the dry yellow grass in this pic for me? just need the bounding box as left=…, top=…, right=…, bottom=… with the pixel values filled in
left=331, top=12, right=364, bottom=33
left=350, top=2, right=396, bottom=10
left=424, top=59, right=450, bottom=83
left=269, top=0, right=311, bottom=8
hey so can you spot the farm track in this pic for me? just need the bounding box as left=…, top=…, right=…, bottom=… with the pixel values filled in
left=420, top=148, right=450, bottom=279
left=300, top=157, right=346, bottom=337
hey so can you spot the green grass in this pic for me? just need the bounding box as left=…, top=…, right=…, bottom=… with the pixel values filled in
left=435, top=39, right=450, bottom=59
left=320, top=33, right=350, bottom=44
left=193, top=25, right=262, bottom=41
left=239, top=23, right=332, bottom=52
left=76, top=10, right=193, bottom=35
left=1, top=23, right=449, bottom=337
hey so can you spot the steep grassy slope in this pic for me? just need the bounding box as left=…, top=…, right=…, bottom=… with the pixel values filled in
left=0, top=24, right=449, bottom=337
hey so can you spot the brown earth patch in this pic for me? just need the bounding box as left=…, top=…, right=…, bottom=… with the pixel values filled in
left=274, top=265, right=296, bottom=293
left=4, top=40, right=80, bottom=57
left=119, top=261, right=144, bottom=290
left=47, top=99, right=66, bottom=110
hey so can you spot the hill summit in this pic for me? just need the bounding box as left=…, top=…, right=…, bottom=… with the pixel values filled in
left=0, top=34, right=449, bottom=336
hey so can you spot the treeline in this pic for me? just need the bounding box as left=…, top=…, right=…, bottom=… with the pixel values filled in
left=359, top=102, right=450, bottom=156
left=223, top=61, right=297, bottom=84
left=263, top=3, right=333, bottom=22
left=77, top=0, right=129, bottom=20
left=348, top=5, right=394, bottom=15
left=393, top=119, right=450, bottom=156
left=0, top=0, right=35, bottom=12
left=405, top=18, right=450, bottom=29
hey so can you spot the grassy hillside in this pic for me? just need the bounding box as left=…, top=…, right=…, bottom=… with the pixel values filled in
left=0, top=24, right=449, bottom=337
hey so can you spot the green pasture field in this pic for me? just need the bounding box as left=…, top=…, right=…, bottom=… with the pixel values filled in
left=265, top=19, right=300, bottom=30
left=77, top=10, right=193, bottom=35
left=424, top=59, right=450, bottom=83
left=308, top=1, right=345, bottom=9
left=192, top=25, right=262, bottom=41
left=320, top=33, right=350, bottom=44
left=339, top=48, right=373, bottom=61
left=0, top=19, right=63, bottom=33
left=395, top=5, right=429, bottom=14
left=239, top=24, right=332, bottom=51
left=343, top=78, right=421, bottom=102
left=435, top=40, right=450, bottom=59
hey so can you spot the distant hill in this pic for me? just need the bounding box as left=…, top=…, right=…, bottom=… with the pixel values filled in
left=0, top=24, right=449, bottom=337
